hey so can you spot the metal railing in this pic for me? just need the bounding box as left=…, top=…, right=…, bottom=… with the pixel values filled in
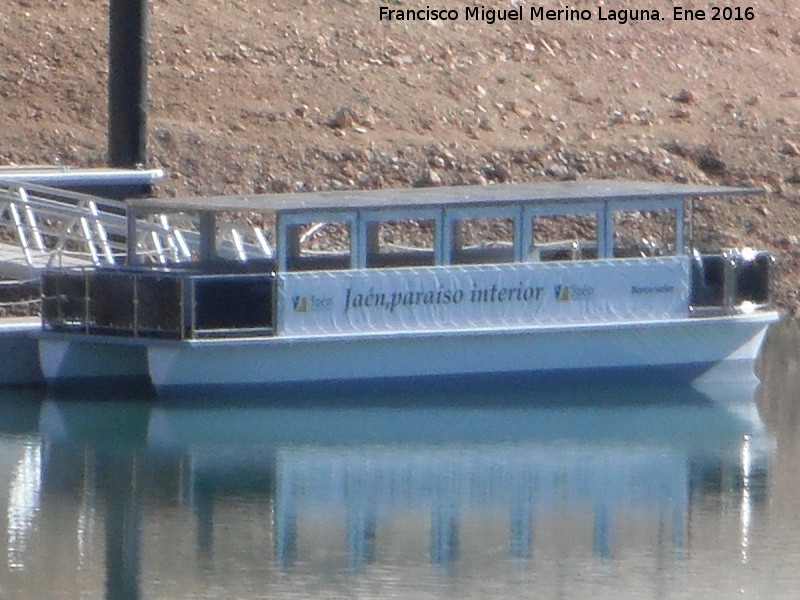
left=42, top=267, right=276, bottom=339
left=0, top=179, right=279, bottom=278
left=0, top=278, right=40, bottom=316
left=0, top=179, right=195, bottom=274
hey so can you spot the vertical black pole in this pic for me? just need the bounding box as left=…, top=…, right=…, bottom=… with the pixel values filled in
left=108, top=0, right=149, bottom=167
left=103, top=449, right=141, bottom=600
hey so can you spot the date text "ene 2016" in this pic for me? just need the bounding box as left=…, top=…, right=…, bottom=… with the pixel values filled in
left=674, top=6, right=755, bottom=20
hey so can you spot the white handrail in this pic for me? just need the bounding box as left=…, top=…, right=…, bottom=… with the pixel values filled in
left=0, top=179, right=275, bottom=278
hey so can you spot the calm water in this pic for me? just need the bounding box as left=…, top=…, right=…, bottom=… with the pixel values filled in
left=2, top=322, right=800, bottom=599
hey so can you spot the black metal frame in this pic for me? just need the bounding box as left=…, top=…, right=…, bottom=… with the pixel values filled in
left=42, top=267, right=277, bottom=339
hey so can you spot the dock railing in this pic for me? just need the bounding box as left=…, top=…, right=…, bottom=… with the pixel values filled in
left=41, top=267, right=276, bottom=339
left=0, top=179, right=195, bottom=278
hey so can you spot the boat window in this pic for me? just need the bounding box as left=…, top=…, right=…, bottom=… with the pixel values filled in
left=531, top=213, right=598, bottom=261
left=613, top=208, right=677, bottom=258
left=135, top=210, right=199, bottom=264
left=214, top=211, right=276, bottom=266
left=286, top=221, right=352, bottom=271
left=451, top=217, right=515, bottom=265
left=130, top=210, right=277, bottom=270
left=366, top=219, right=435, bottom=268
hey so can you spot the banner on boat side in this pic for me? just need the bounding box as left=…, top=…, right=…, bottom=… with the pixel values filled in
left=277, top=256, right=691, bottom=336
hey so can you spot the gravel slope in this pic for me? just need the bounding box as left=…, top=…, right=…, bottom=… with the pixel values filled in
left=1, top=0, right=799, bottom=309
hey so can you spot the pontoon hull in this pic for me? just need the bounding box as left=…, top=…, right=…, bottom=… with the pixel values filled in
left=0, top=318, right=43, bottom=386
left=137, top=312, right=777, bottom=396
left=39, top=337, right=151, bottom=391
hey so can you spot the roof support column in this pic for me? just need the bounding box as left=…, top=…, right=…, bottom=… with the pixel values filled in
left=127, top=209, right=141, bottom=265
left=199, top=212, right=216, bottom=263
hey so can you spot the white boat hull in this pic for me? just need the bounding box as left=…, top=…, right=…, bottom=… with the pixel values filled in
left=137, top=312, right=778, bottom=396
left=38, top=336, right=150, bottom=390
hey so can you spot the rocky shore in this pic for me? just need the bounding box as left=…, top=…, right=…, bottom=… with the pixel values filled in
left=1, top=1, right=799, bottom=311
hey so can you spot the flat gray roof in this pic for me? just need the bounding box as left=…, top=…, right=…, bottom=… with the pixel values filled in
left=127, top=180, right=761, bottom=215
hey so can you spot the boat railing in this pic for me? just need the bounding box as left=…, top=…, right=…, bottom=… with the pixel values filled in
left=366, top=242, right=435, bottom=268
left=287, top=250, right=351, bottom=272
left=531, top=239, right=598, bottom=262
left=41, top=266, right=276, bottom=339
left=453, top=241, right=515, bottom=265
left=0, top=278, right=40, bottom=317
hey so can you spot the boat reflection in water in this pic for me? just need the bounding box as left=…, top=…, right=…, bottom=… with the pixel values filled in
left=1, top=381, right=770, bottom=599
left=144, top=383, right=767, bottom=573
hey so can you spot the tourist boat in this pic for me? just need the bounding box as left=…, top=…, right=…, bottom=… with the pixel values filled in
left=37, top=180, right=779, bottom=395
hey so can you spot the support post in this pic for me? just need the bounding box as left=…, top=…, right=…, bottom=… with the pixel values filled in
left=108, top=0, right=149, bottom=168
left=127, top=209, right=140, bottom=265
left=199, top=213, right=217, bottom=263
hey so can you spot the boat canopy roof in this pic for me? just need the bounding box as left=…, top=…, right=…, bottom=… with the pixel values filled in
left=127, top=180, right=761, bottom=216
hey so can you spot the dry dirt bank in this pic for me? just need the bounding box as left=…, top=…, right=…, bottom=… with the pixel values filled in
left=1, top=0, right=799, bottom=310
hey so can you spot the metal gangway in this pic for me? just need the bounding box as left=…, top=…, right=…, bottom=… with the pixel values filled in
left=0, top=174, right=276, bottom=282
left=0, top=179, right=181, bottom=280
